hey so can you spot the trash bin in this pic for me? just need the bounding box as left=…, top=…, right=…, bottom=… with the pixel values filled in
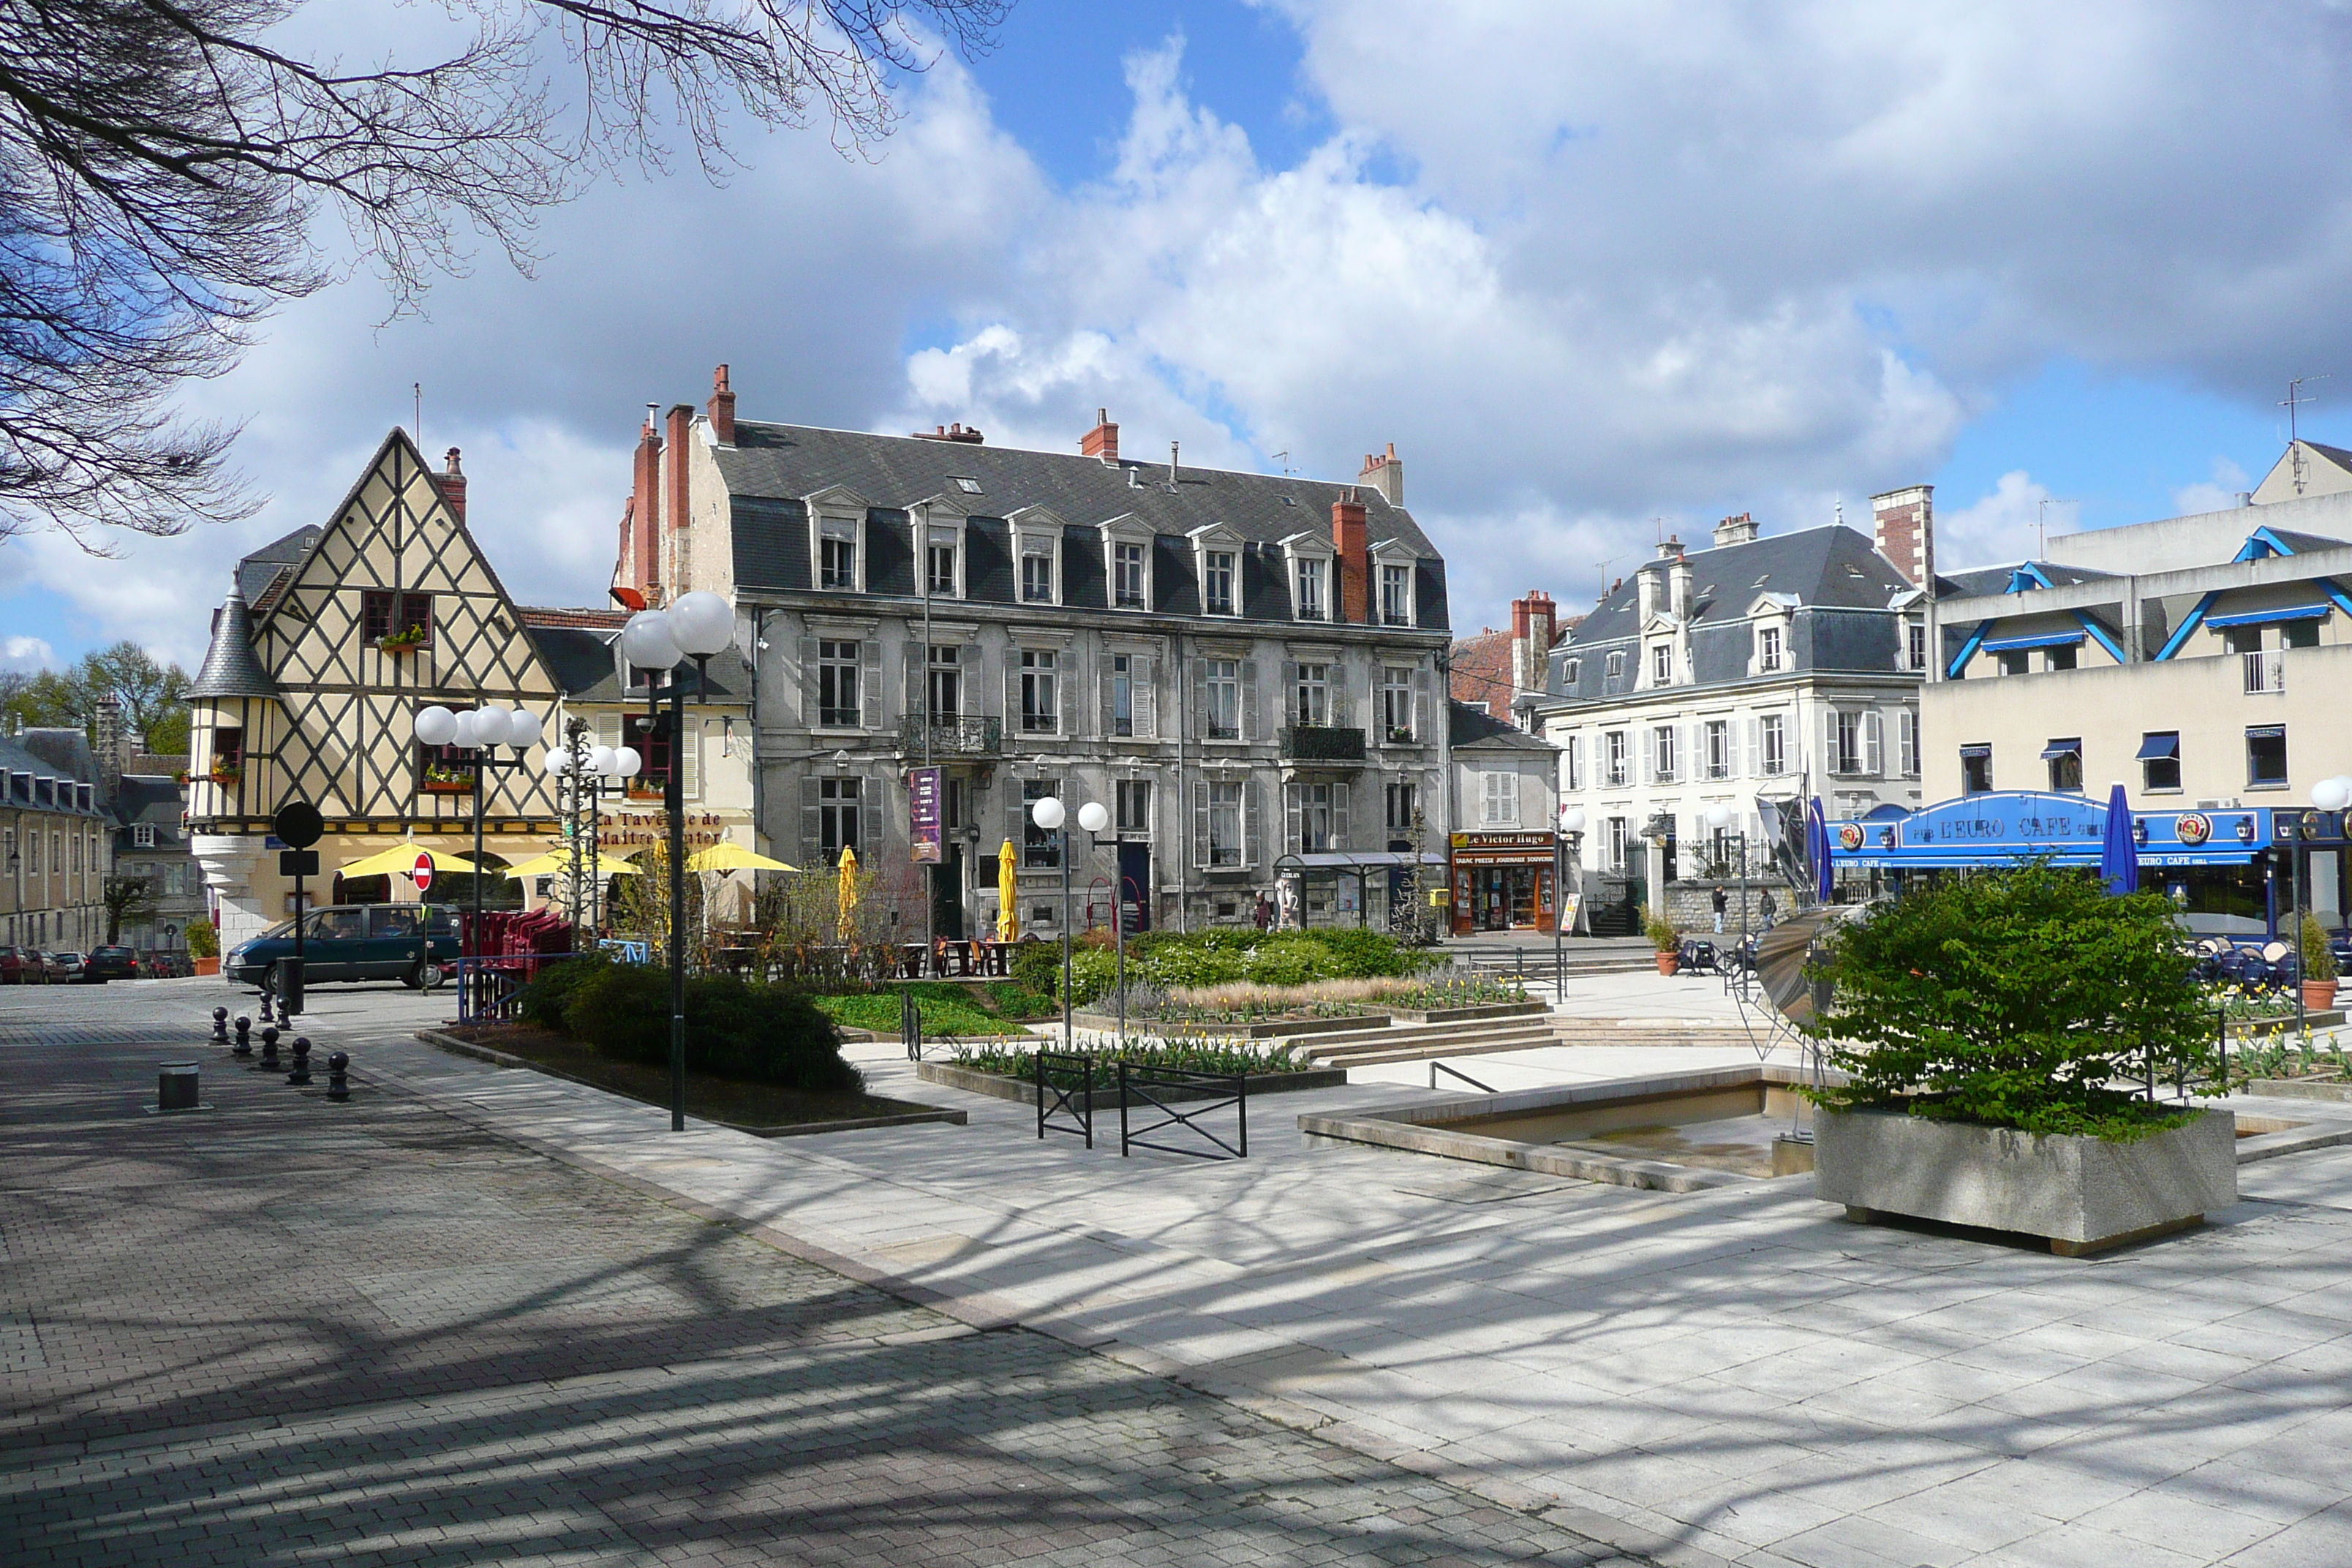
left=275, top=956, right=305, bottom=1017
left=158, top=1062, right=200, bottom=1112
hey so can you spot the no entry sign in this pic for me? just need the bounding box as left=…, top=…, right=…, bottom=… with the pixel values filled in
left=412, top=852, right=434, bottom=894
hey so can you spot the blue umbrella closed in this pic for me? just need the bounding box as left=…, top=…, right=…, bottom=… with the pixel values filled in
left=1807, top=796, right=1833, bottom=904
left=2100, top=781, right=2138, bottom=897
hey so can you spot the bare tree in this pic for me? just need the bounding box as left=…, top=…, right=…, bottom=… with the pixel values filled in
left=0, top=0, right=1009, bottom=546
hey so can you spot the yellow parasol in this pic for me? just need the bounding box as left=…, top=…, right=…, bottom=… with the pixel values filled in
left=502, top=851, right=641, bottom=879
left=996, top=838, right=1019, bottom=942
left=836, top=845, right=861, bottom=940
left=687, top=843, right=798, bottom=873
left=336, top=842, right=492, bottom=880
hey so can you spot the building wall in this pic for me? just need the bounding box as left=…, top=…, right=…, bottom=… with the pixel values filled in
left=1922, top=643, right=2352, bottom=806
left=2, top=804, right=109, bottom=950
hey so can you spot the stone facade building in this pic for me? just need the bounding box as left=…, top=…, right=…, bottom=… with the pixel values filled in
left=1446, top=701, right=1562, bottom=934
left=1526, top=500, right=1929, bottom=928
left=1, top=727, right=111, bottom=951
left=612, top=371, right=1454, bottom=937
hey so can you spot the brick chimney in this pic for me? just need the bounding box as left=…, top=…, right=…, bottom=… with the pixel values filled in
left=911, top=422, right=986, bottom=444
left=1872, top=485, right=1934, bottom=588
left=706, top=363, right=736, bottom=445
left=1509, top=590, right=1556, bottom=697
left=664, top=404, right=695, bottom=597
left=630, top=405, right=662, bottom=596
left=1712, top=511, right=1758, bottom=548
left=435, top=448, right=467, bottom=524
left=1358, top=442, right=1403, bottom=505
left=1332, top=489, right=1369, bottom=623
left=1081, top=408, right=1119, bottom=464
left=94, top=694, right=124, bottom=802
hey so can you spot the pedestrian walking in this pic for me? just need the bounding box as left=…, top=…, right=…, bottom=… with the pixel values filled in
left=1759, top=887, right=1776, bottom=928
left=1254, top=892, right=1273, bottom=931
left=1711, top=884, right=1727, bottom=935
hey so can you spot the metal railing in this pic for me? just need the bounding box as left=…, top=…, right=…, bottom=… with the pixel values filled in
left=1429, top=1061, right=1496, bottom=1093
left=2244, top=651, right=2285, bottom=694
left=1118, top=1061, right=1247, bottom=1161
left=1036, top=1050, right=1093, bottom=1147
left=898, top=715, right=1004, bottom=755
left=1278, top=725, right=1366, bottom=762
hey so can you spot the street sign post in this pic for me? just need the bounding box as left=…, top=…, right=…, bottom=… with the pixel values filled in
left=271, top=802, right=323, bottom=1015
left=412, top=852, right=434, bottom=894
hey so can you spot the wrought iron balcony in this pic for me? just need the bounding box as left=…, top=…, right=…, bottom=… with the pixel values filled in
left=899, top=715, right=1003, bottom=757
left=1279, top=725, right=1366, bottom=763
left=2243, top=651, right=2284, bottom=695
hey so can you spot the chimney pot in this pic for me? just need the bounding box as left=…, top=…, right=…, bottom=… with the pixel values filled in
left=435, top=446, right=467, bottom=523
left=707, top=363, right=736, bottom=445
left=1870, top=484, right=1936, bottom=589
left=1357, top=442, right=1405, bottom=505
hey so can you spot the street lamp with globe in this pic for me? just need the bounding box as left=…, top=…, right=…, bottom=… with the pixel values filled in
left=616, top=590, right=738, bottom=1132
left=544, top=728, right=639, bottom=931
left=1071, top=800, right=1122, bottom=1046
left=413, top=700, right=544, bottom=1015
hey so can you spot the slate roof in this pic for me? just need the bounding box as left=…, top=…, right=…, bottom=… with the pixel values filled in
left=112, top=775, right=189, bottom=848
left=189, top=586, right=279, bottom=699
left=1448, top=700, right=1556, bottom=751
left=521, top=619, right=747, bottom=704
left=713, top=421, right=1450, bottom=628
left=0, top=734, right=105, bottom=815
left=238, top=524, right=324, bottom=610
left=1932, top=559, right=2117, bottom=598
left=2260, top=526, right=2352, bottom=554
left=1564, top=525, right=1911, bottom=649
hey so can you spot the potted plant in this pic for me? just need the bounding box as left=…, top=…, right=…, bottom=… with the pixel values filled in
left=1805, top=862, right=2231, bottom=1256
left=188, top=919, right=219, bottom=976
left=2303, top=913, right=2341, bottom=1011
left=377, top=623, right=429, bottom=654
left=207, top=763, right=241, bottom=787
left=419, top=758, right=473, bottom=794
left=1646, top=913, right=1681, bottom=975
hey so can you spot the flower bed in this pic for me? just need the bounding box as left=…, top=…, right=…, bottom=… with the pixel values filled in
left=922, top=1030, right=1344, bottom=1108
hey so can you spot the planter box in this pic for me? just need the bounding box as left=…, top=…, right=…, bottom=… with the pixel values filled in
left=916, top=1058, right=1346, bottom=1109
left=1816, top=1106, right=2236, bottom=1256
left=1070, top=1009, right=1382, bottom=1040
left=192, top=957, right=220, bottom=976
left=1384, top=1000, right=1552, bottom=1025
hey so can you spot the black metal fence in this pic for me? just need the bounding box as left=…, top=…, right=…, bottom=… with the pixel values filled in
left=1117, top=1061, right=1247, bottom=1161
left=1036, top=1050, right=1094, bottom=1148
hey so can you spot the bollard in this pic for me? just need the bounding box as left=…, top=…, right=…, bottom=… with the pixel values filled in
left=211, top=1006, right=229, bottom=1044
left=257, top=1028, right=282, bottom=1071
left=235, top=1020, right=258, bottom=1058
left=325, top=1051, right=350, bottom=1102
left=260, top=987, right=275, bottom=1024
left=157, top=1062, right=200, bottom=1112
left=287, top=1037, right=312, bottom=1086
left=233, top=1015, right=251, bottom=1052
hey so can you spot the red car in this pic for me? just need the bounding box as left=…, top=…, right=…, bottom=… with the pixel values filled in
left=0, top=946, right=40, bottom=984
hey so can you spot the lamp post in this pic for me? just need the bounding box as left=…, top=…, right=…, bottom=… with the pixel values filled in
left=1557, top=807, right=1586, bottom=1002
left=415, top=701, right=542, bottom=1017
left=1077, top=801, right=1115, bottom=1045
left=545, top=719, right=638, bottom=933
left=1030, top=794, right=1069, bottom=1047
left=617, top=591, right=737, bottom=1133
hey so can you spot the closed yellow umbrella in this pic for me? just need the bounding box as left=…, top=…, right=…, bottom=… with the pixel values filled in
left=687, top=843, right=797, bottom=872
left=996, top=838, right=1019, bottom=942
left=836, top=845, right=860, bottom=941
left=337, top=841, right=492, bottom=880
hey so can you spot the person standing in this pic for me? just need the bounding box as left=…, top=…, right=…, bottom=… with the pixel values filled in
left=1758, top=887, right=1776, bottom=929
left=1711, top=884, right=1727, bottom=935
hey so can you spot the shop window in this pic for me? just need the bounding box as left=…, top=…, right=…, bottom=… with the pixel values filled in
left=2247, top=725, right=2288, bottom=790
left=2139, top=731, right=2182, bottom=794
left=1961, top=744, right=1993, bottom=795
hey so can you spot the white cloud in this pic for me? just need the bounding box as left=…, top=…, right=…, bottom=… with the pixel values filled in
left=1937, top=471, right=2079, bottom=570
left=0, top=636, right=57, bottom=671
left=2171, top=456, right=2253, bottom=519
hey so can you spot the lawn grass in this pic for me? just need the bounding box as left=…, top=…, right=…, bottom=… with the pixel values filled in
left=813, top=982, right=1021, bottom=1038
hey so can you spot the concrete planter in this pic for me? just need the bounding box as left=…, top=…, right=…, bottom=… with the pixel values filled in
left=917, top=1058, right=1346, bottom=1110
left=1069, top=1010, right=1382, bottom=1040
left=1816, top=1105, right=2236, bottom=1256
left=1384, top=1000, right=1553, bottom=1025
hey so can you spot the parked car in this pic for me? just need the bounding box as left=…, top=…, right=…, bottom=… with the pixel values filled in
left=0, top=946, right=41, bottom=984
left=49, top=951, right=87, bottom=982
left=83, top=946, right=140, bottom=983
left=225, top=903, right=461, bottom=990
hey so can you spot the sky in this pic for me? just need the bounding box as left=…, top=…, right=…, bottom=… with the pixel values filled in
left=8, top=0, right=2352, bottom=673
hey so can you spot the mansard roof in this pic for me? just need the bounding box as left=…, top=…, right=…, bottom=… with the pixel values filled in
left=1564, top=524, right=1912, bottom=649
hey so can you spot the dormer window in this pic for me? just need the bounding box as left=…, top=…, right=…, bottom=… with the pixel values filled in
left=1009, top=507, right=1065, bottom=608
left=1114, top=543, right=1146, bottom=606
left=817, top=519, right=859, bottom=591
left=1651, top=644, right=1673, bottom=685
left=927, top=535, right=959, bottom=598
left=1563, top=657, right=1580, bottom=687
left=1022, top=551, right=1054, bottom=603
left=1379, top=562, right=1411, bottom=625
left=1294, top=557, right=1327, bottom=620
left=1758, top=625, right=1784, bottom=672
left=1605, top=651, right=1624, bottom=682
left=952, top=476, right=983, bottom=494
left=1204, top=550, right=1237, bottom=615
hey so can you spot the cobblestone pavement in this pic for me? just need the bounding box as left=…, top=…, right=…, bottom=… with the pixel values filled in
left=0, top=984, right=1648, bottom=1568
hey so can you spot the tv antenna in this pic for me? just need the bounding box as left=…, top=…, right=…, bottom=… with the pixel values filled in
left=2036, top=495, right=2077, bottom=558
left=1270, top=450, right=1296, bottom=477
left=2283, top=375, right=2329, bottom=494
left=412, top=382, right=422, bottom=449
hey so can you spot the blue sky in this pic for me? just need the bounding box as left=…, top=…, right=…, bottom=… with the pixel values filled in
left=8, top=2, right=2352, bottom=670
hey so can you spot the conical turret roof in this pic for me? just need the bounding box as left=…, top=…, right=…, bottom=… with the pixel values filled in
left=189, top=583, right=279, bottom=699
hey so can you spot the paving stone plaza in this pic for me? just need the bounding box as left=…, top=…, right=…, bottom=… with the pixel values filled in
left=7, top=976, right=2352, bottom=1567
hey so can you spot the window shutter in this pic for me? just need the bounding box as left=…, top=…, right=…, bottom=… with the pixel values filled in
left=1193, top=657, right=1210, bottom=736
left=905, top=647, right=924, bottom=724
left=1412, top=668, right=1430, bottom=744
left=1285, top=784, right=1303, bottom=855
left=1004, top=653, right=1020, bottom=730
left=1058, top=667, right=1072, bottom=737
left=1863, top=710, right=1883, bottom=776
left=1744, top=718, right=1758, bottom=777
left=1567, top=734, right=1583, bottom=793
left=1331, top=664, right=1352, bottom=728
left=1099, top=661, right=1115, bottom=736
left=798, top=637, right=819, bottom=726
left=1010, top=780, right=1026, bottom=859
left=1823, top=709, right=1840, bottom=777
left=1134, top=657, right=1157, bottom=739
left=1901, top=710, right=1918, bottom=777
left=597, top=713, right=623, bottom=751
left=1282, top=660, right=1300, bottom=724
left=800, top=775, right=821, bottom=864
left=861, top=641, right=881, bottom=729
left=1333, top=782, right=1350, bottom=849
left=1242, top=660, right=1260, bottom=739
left=1245, top=779, right=1264, bottom=866
left=681, top=716, right=700, bottom=799
left=1191, top=780, right=1210, bottom=868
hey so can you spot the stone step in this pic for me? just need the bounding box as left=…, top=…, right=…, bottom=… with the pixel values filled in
left=1284, top=1016, right=1556, bottom=1052
left=1305, top=1025, right=1561, bottom=1067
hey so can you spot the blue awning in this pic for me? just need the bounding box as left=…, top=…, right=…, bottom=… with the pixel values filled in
left=2136, top=733, right=2179, bottom=761
left=1981, top=631, right=2087, bottom=652
left=2204, top=604, right=2331, bottom=628
left=2040, top=739, right=2082, bottom=760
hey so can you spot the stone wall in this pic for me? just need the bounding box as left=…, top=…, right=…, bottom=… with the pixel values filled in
left=1657, top=879, right=1781, bottom=935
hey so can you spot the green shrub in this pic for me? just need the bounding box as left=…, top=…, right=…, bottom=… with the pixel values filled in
left=563, top=962, right=860, bottom=1092
left=2303, top=913, right=2340, bottom=983
left=1009, top=940, right=1062, bottom=998
left=1645, top=914, right=1679, bottom=952
left=814, top=986, right=1006, bottom=1037
left=1805, top=861, right=2212, bottom=1141
left=1008, top=928, right=1431, bottom=1008
left=186, top=919, right=218, bottom=959
left=514, top=951, right=608, bottom=1030
left=983, top=980, right=1057, bottom=1019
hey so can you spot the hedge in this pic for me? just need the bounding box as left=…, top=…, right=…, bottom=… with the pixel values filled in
left=511, top=953, right=861, bottom=1093
left=1010, top=927, right=1433, bottom=1007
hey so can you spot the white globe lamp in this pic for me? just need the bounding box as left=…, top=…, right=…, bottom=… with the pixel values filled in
left=546, top=749, right=573, bottom=777
left=506, top=709, right=543, bottom=750
left=415, top=705, right=457, bottom=746
left=666, top=591, right=734, bottom=657
left=2315, top=774, right=2352, bottom=814
left=1077, top=801, right=1111, bottom=834
left=619, top=608, right=682, bottom=671
left=450, top=709, right=481, bottom=747
left=1030, top=796, right=1066, bottom=832
left=615, top=747, right=643, bottom=778
left=1705, top=802, right=1735, bottom=831
left=587, top=745, right=617, bottom=776
left=1559, top=807, right=1586, bottom=834
left=471, top=706, right=512, bottom=747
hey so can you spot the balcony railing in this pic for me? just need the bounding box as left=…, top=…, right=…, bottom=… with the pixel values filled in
left=898, top=715, right=1003, bottom=756
left=1279, top=725, right=1366, bottom=763
left=2244, top=651, right=2284, bottom=694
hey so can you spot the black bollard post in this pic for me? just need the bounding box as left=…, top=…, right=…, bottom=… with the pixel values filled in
left=287, top=1037, right=312, bottom=1086
left=260, top=986, right=276, bottom=1024
left=233, top=1015, right=251, bottom=1054
left=325, top=1051, right=350, bottom=1102
left=211, top=1006, right=229, bottom=1044
left=257, top=1028, right=282, bottom=1072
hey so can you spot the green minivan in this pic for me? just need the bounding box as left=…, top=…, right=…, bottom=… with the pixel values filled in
left=224, top=903, right=461, bottom=990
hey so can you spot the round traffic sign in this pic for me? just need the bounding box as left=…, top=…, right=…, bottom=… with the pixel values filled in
left=272, top=800, right=324, bottom=848
left=412, top=851, right=434, bottom=894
